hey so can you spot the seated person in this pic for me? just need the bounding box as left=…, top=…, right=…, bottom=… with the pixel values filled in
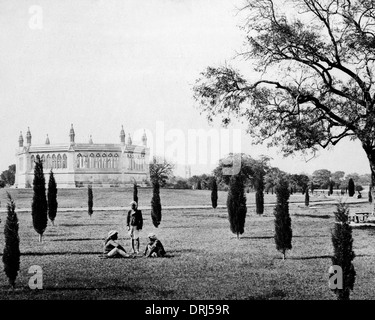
left=104, top=230, right=129, bottom=258
left=144, top=233, right=166, bottom=258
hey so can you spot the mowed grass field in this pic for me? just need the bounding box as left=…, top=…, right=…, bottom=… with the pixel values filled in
left=0, top=188, right=374, bottom=300
left=0, top=187, right=342, bottom=210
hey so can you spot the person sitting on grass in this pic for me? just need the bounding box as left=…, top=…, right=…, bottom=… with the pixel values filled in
left=144, top=233, right=166, bottom=258
left=104, top=230, right=129, bottom=258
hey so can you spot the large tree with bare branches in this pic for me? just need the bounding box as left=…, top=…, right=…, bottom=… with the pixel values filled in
left=193, top=0, right=375, bottom=210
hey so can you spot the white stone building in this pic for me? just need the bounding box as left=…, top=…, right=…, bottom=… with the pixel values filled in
left=15, top=125, right=150, bottom=188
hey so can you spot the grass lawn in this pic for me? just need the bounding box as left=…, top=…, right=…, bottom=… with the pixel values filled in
left=0, top=188, right=374, bottom=300
left=0, top=187, right=346, bottom=210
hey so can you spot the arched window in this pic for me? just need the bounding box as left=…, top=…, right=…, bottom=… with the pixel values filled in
left=96, top=153, right=101, bottom=168
left=141, top=152, right=145, bottom=171
left=114, top=154, right=119, bottom=169
left=89, top=153, right=94, bottom=168
left=52, top=154, right=56, bottom=169
left=46, top=155, right=51, bottom=169
left=76, top=154, right=82, bottom=168
left=41, top=155, right=45, bottom=166
left=30, top=155, right=35, bottom=169
left=62, top=154, right=67, bottom=169
left=57, top=154, right=62, bottom=169
left=107, top=154, right=112, bottom=169
left=83, top=155, right=88, bottom=168
left=127, top=153, right=132, bottom=170
left=102, top=154, right=107, bottom=169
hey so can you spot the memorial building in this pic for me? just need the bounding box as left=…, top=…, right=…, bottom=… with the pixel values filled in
left=15, top=125, right=150, bottom=188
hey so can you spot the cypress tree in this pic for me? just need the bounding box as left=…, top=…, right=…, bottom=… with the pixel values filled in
left=255, top=171, right=265, bottom=215
left=274, top=176, right=292, bottom=260
left=197, top=180, right=202, bottom=190
left=151, top=180, right=162, bottom=227
left=47, top=170, right=58, bottom=226
left=31, top=155, right=48, bottom=242
left=256, top=191, right=264, bottom=215
left=331, top=202, right=356, bottom=300
left=211, top=178, right=218, bottom=209
left=133, top=182, right=138, bottom=205
left=227, top=174, right=247, bottom=239
left=329, top=181, right=334, bottom=196
left=305, top=188, right=309, bottom=207
left=88, top=184, right=93, bottom=217
left=369, top=185, right=373, bottom=203
left=348, top=178, right=355, bottom=197
left=3, top=192, right=20, bottom=288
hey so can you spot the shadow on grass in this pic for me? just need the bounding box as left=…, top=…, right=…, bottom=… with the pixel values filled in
left=352, top=225, right=375, bottom=230
left=181, top=213, right=228, bottom=219
left=239, top=235, right=329, bottom=240
left=0, top=252, right=176, bottom=258
left=58, top=223, right=115, bottom=227
left=293, top=214, right=331, bottom=219
left=49, top=238, right=105, bottom=242
left=287, top=255, right=332, bottom=260
left=286, top=253, right=370, bottom=260
left=0, top=252, right=103, bottom=256
left=162, top=225, right=199, bottom=229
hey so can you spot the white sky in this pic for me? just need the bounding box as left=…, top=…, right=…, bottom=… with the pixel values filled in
left=0, top=0, right=371, bottom=177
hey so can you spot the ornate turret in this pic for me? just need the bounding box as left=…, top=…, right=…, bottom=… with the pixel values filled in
left=45, top=134, right=50, bottom=145
left=120, top=125, right=125, bottom=145
left=18, top=131, right=24, bottom=147
left=26, top=127, right=32, bottom=145
left=89, top=135, right=93, bottom=144
left=69, top=124, right=75, bottom=144
left=127, top=133, right=132, bottom=146
left=142, top=130, right=147, bottom=146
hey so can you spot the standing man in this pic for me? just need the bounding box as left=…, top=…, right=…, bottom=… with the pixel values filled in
left=127, top=201, right=143, bottom=254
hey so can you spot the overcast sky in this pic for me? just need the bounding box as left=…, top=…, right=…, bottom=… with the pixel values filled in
left=0, top=0, right=371, bottom=177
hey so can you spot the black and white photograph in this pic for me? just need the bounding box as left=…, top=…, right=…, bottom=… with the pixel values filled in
left=0, top=0, right=375, bottom=311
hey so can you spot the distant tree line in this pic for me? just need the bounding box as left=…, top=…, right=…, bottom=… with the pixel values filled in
left=310, top=169, right=371, bottom=191
left=0, top=164, right=16, bottom=188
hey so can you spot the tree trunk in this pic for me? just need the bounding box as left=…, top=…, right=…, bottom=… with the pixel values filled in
left=237, top=233, right=239, bottom=239
left=371, top=164, right=375, bottom=215
left=51, top=220, right=54, bottom=226
left=365, top=148, right=375, bottom=215
left=39, top=234, right=42, bottom=242
left=282, top=250, right=285, bottom=260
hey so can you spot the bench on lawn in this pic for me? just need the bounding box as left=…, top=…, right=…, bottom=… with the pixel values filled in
left=349, top=212, right=370, bottom=223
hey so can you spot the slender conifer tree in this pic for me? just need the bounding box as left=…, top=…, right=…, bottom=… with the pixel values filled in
left=47, top=170, right=58, bottom=225
left=227, top=174, right=247, bottom=239
left=274, top=176, right=292, bottom=260
left=3, top=192, right=20, bottom=288
left=31, top=155, right=48, bottom=242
